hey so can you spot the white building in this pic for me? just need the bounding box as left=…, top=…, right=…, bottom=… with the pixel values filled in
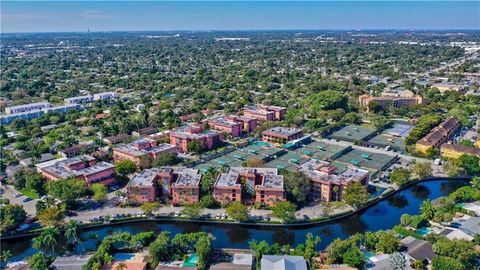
left=5, top=102, right=51, bottom=114
left=45, top=104, right=82, bottom=114
left=64, top=95, right=93, bottom=104
left=1, top=104, right=82, bottom=125
left=93, top=92, right=117, bottom=101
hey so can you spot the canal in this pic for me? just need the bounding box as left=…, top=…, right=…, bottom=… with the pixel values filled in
left=2, top=179, right=468, bottom=262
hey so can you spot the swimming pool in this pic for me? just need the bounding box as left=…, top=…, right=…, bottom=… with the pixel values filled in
left=113, top=253, right=135, bottom=261
left=415, top=227, right=431, bottom=236
left=364, top=250, right=375, bottom=259
left=183, top=253, right=198, bottom=267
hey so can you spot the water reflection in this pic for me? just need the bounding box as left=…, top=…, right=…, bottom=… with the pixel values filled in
left=339, top=215, right=367, bottom=235
left=387, top=194, right=409, bottom=208
left=272, top=230, right=295, bottom=246
left=440, top=180, right=466, bottom=195
left=226, top=226, right=252, bottom=244
left=317, top=226, right=334, bottom=238
left=410, top=184, right=430, bottom=200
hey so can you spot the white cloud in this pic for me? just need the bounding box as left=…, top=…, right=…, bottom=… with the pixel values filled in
left=79, top=10, right=115, bottom=19
left=2, top=12, right=55, bottom=21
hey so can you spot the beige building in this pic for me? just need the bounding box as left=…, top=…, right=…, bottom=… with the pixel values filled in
left=359, top=90, right=423, bottom=112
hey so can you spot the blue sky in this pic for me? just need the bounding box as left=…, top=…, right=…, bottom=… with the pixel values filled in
left=1, top=1, right=479, bottom=33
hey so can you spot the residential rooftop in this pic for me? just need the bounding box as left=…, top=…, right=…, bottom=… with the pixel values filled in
left=171, top=168, right=202, bottom=187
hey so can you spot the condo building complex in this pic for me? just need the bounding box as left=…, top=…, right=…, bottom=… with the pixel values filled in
left=5, top=101, right=51, bottom=114
left=169, top=124, right=224, bottom=153
left=113, top=138, right=177, bottom=168
left=213, top=167, right=285, bottom=206
left=415, top=117, right=460, bottom=155
left=243, top=104, right=286, bottom=121
left=127, top=167, right=202, bottom=205
left=359, top=90, right=424, bottom=112
left=207, top=115, right=258, bottom=137
left=39, top=155, right=116, bottom=186
left=298, top=159, right=369, bottom=202
left=262, top=127, right=303, bottom=144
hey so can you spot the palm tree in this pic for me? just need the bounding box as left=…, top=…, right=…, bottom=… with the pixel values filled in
left=42, top=227, right=59, bottom=254
left=64, top=220, right=81, bottom=244
left=32, top=235, right=45, bottom=251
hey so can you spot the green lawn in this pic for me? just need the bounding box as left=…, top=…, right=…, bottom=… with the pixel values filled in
left=20, top=189, right=39, bottom=199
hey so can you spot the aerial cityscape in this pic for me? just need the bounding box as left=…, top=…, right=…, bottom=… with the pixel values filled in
left=0, top=1, right=479, bottom=270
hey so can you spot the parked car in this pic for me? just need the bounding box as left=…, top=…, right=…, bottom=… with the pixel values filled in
left=14, top=193, right=22, bottom=198
left=22, top=197, right=32, bottom=202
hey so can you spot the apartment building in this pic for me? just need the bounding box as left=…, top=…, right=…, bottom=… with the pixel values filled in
left=127, top=168, right=160, bottom=203
left=169, top=124, right=223, bottom=153
left=359, top=91, right=423, bottom=112
left=39, top=155, right=115, bottom=186
left=171, top=168, right=202, bottom=205
left=243, top=104, right=286, bottom=121
left=298, top=159, right=369, bottom=202
left=207, top=117, right=242, bottom=137
left=64, top=95, right=93, bottom=104
left=93, top=91, right=117, bottom=101
left=262, top=127, right=303, bottom=144
left=113, top=138, right=177, bottom=169
left=213, top=167, right=284, bottom=206
left=1, top=104, right=82, bottom=125
left=207, top=115, right=258, bottom=137
left=5, top=102, right=51, bottom=114
left=0, top=110, right=45, bottom=125
left=440, top=143, right=480, bottom=159
left=416, top=117, right=460, bottom=155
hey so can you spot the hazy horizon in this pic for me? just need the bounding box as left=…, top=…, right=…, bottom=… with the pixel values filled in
left=2, top=1, right=479, bottom=33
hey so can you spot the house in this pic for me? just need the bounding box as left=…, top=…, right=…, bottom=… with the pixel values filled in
left=400, top=236, right=434, bottom=265
left=170, top=168, right=202, bottom=205
left=103, top=133, right=131, bottom=144
left=51, top=255, right=92, bottom=270
left=210, top=253, right=253, bottom=270
left=39, top=155, right=116, bottom=186
left=262, top=127, right=303, bottom=144
left=260, top=255, right=307, bottom=270
left=105, top=261, right=147, bottom=270
left=169, top=124, right=223, bottom=153
left=440, top=143, right=480, bottom=159
left=20, top=153, right=55, bottom=167
left=113, top=139, right=177, bottom=169
left=60, top=144, right=88, bottom=158
left=298, top=159, right=369, bottom=202
left=359, top=90, right=423, bottom=112
left=416, top=117, right=460, bottom=155
left=457, top=215, right=480, bottom=237
left=213, top=167, right=284, bottom=206
left=132, top=127, right=157, bottom=137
